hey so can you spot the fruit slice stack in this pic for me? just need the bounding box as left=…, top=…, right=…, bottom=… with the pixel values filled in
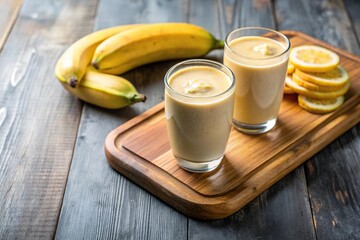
left=284, top=45, right=350, bottom=114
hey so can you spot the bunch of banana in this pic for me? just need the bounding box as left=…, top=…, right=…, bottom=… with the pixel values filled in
left=55, top=22, right=224, bottom=109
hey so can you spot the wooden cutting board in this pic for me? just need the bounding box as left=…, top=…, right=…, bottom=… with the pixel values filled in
left=105, top=31, right=360, bottom=220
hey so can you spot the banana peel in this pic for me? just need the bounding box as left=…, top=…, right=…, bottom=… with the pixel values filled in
left=56, top=66, right=146, bottom=109
left=92, top=23, right=224, bottom=74
left=56, top=24, right=143, bottom=88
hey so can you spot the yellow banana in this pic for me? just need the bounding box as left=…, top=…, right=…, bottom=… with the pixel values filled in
left=91, top=23, right=224, bottom=74
left=55, top=24, right=143, bottom=88
left=55, top=66, right=146, bottom=109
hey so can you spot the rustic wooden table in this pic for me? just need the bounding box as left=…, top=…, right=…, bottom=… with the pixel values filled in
left=0, top=0, right=359, bottom=239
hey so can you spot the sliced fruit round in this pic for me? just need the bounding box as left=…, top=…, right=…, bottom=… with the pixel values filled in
left=287, top=63, right=295, bottom=74
left=298, top=95, right=344, bottom=114
left=285, top=75, right=350, bottom=99
left=292, top=73, right=345, bottom=92
left=284, top=76, right=296, bottom=94
left=290, top=45, right=339, bottom=72
left=295, top=65, right=349, bottom=87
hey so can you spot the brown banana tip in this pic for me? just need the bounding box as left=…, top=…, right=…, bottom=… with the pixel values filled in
left=140, top=94, right=147, bottom=102
left=133, top=94, right=146, bottom=103
left=68, top=77, right=78, bottom=88
left=92, top=61, right=99, bottom=69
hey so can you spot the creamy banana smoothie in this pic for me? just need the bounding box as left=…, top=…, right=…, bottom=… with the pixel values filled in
left=224, top=28, right=290, bottom=134
left=164, top=60, right=235, bottom=173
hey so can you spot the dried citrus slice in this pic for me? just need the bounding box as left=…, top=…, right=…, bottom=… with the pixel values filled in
left=290, top=45, right=339, bottom=72
left=292, top=73, right=345, bottom=92
left=295, top=65, right=349, bottom=87
left=287, top=63, right=295, bottom=74
left=285, top=75, right=350, bottom=99
left=298, top=95, right=344, bottom=114
left=284, top=75, right=296, bottom=94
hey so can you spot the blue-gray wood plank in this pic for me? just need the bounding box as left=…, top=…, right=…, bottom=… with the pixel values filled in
left=55, top=0, right=188, bottom=239
left=0, top=0, right=359, bottom=239
left=276, top=0, right=360, bottom=239
left=0, top=0, right=96, bottom=239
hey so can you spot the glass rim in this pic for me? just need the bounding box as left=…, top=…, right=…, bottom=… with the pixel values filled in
left=224, top=27, right=291, bottom=60
left=164, top=59, right=235, bottom=100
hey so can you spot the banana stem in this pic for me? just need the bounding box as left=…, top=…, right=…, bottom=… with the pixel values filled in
left=133, top=94, right=147, bottom=103
left=214, top=39, right=224, bottom=49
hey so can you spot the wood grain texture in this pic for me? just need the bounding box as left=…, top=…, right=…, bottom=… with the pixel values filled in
left=344, top=0, right=360, bottom=48
left=275, top=0, right=360, bottom=55
left=0, top=0, right=22, bottom=50
left=105, top=32, right=360, bottom=221
left=305, top=128, right=360, bottom=239
left=55, top=0, right=189, bottom=239
left=0, top=0, right=358, bottom=239
left=276, top=0, right=360, bottom=239
left=0, top=0, right=97, bottom=239
left=188, top=169, right=313, bottom=239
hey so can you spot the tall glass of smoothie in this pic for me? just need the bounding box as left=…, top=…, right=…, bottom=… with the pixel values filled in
left=224, top=27, right=290, bottom=134
left=164, top=59, right=235, bottom=173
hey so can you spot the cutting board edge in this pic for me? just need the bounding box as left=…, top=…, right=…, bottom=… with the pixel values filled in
left=105, top=102, right=360, bottom=220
